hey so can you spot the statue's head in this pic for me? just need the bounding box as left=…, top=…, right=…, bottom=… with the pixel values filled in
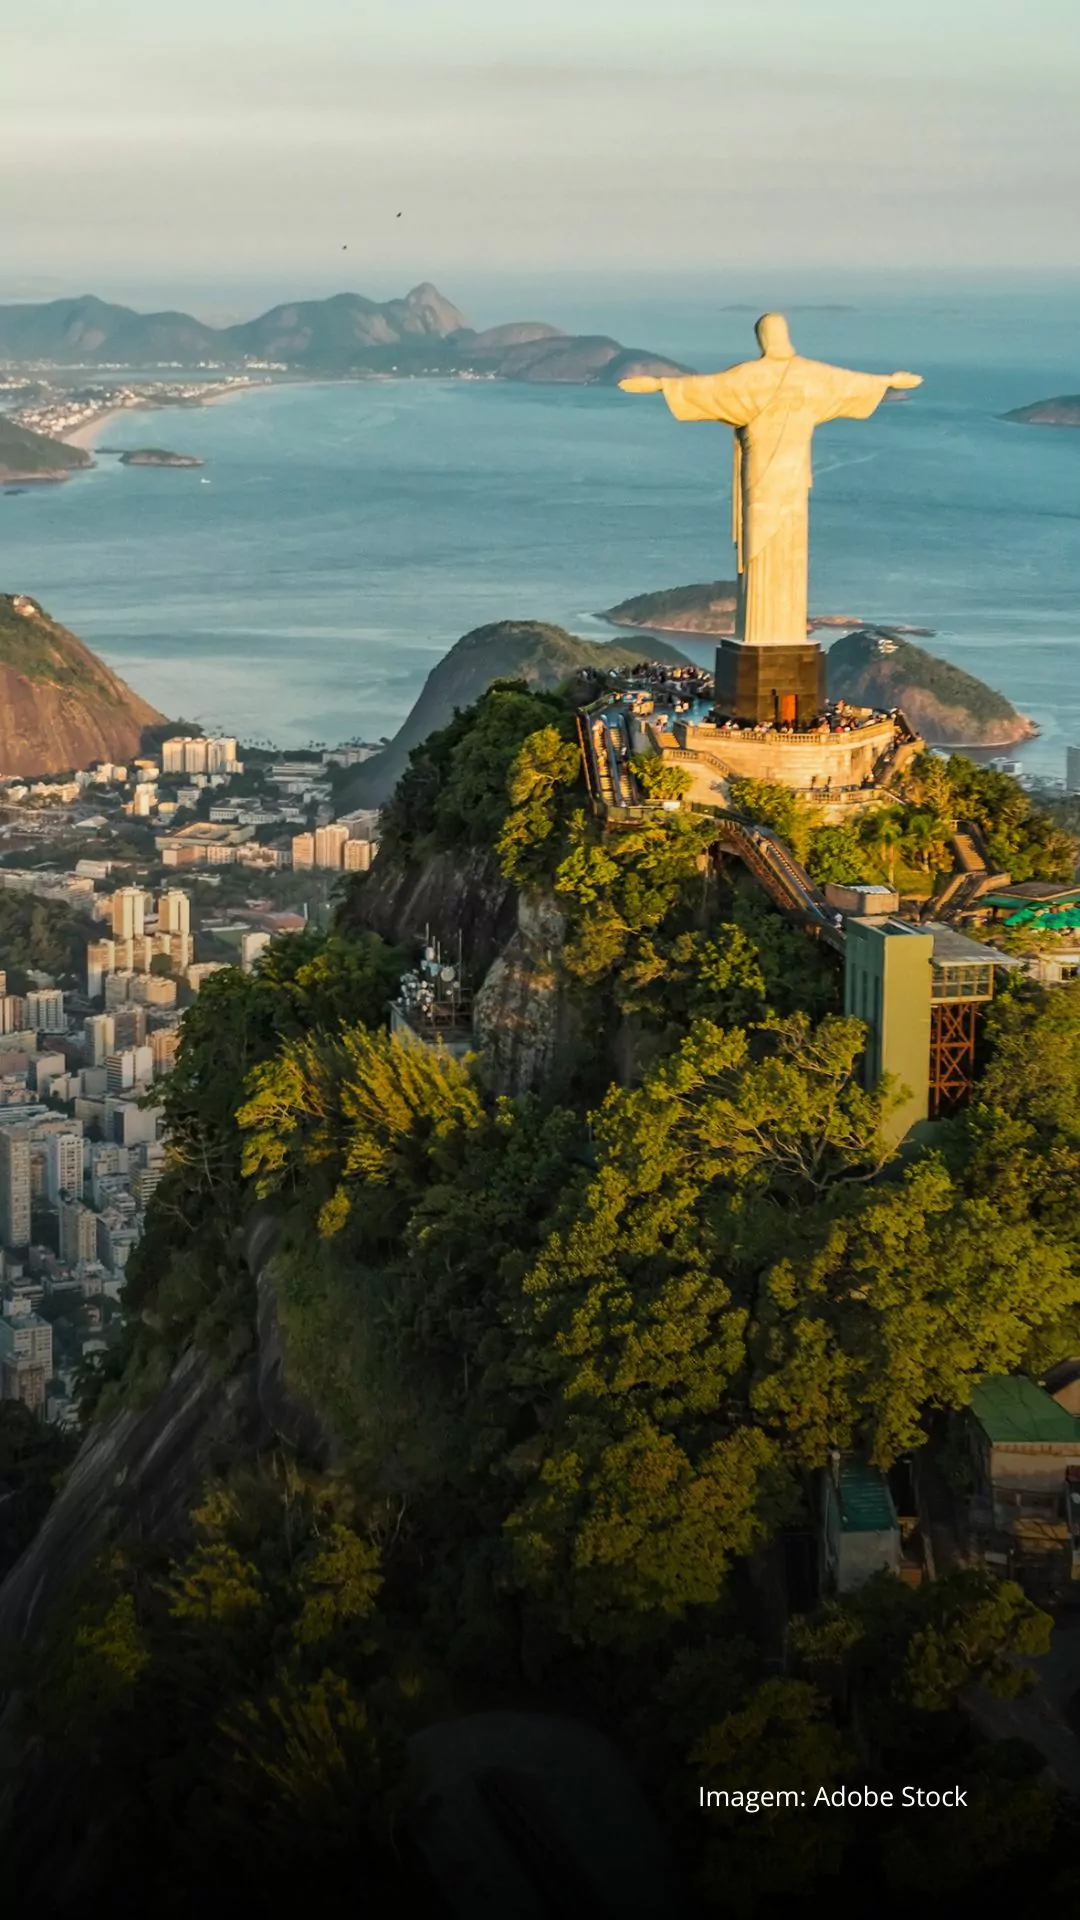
left=755, top=312, right=795, bottom=359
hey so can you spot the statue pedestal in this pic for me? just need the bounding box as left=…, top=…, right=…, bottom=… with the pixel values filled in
left=713, top=638, right=825, bottom=726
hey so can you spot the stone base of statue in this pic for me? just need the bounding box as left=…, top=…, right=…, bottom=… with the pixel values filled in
left=713, top=639, right=826, bottom=727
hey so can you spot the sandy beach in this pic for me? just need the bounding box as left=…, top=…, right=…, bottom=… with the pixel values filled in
left=64, top=408, right=130, bottom=450
left=62, top=379, right=271, bottom=452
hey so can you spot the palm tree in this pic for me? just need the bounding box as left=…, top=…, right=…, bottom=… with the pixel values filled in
left=862, top=807, right=904, bottom=887
left=904, top=810, right=947, bottom=876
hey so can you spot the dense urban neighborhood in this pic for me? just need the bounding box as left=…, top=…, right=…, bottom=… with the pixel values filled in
left=0, top=724, right=380, bottom=1427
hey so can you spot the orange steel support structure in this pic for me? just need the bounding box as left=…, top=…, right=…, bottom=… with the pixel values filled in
left=928, top=1000, right=979, bottom=1118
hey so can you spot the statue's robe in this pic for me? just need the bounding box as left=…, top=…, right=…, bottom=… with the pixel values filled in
left=656, top=356, right=895, bottom=646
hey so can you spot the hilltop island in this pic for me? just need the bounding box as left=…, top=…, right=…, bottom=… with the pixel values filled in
left=117, top=448, right=205, bottom=468
left=826, top=628, right=1037, bottom=748
left=1003, top=395, right=1080, bottom=427
left=600, top=579, right=934, bottom=638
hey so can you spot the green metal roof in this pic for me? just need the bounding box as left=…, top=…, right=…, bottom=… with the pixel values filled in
left=837, top=1458, right=898, bottom=1533
left=984, top=884, right=1080, bottom=909
left=970, top=1375, right=1080, bottom=1445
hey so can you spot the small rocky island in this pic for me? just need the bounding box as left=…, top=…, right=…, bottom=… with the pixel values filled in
left=118, top=448, right=205, bottom=467
left=600, top=580, right=933, bottom=639
left=1002, top=396, right=1080, bottom=427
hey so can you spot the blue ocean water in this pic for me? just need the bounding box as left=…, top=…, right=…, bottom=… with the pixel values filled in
left=2, top=284, right=1078, bottom=773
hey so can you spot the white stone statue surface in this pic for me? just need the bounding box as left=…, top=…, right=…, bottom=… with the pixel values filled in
left=621, top=314, right=922, bottom=648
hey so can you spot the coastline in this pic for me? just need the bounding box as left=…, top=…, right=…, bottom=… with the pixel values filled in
left=64, top=408, right=129, bottom=450
left=61, top=377, right=274, bottom=452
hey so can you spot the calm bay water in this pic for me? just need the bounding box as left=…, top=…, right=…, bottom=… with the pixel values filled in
left=2, top=285, right=1078, bottom=775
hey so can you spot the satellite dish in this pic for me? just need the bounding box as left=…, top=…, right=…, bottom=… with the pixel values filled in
left=440, top=965, right=457, bottom=983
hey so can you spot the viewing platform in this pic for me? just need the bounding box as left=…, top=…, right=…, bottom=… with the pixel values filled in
left=578, top=658, right=921, bottom=824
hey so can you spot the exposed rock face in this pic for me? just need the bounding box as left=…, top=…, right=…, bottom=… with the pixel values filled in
left=342, top=844, right=518, bottom=979
left=0, top=1347, right=251, bottom=1648
left=473, top=891, right=579, bottom=1094
left=0, top=593, right=165, bottom=775
left=251, top=1215, right=335, bottom=1461
left=0, top=1216, right=325, bottom=1655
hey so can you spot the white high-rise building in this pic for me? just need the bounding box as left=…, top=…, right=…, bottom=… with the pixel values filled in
left=162, top=735, right=240, bottom=776
left=26, top=988, right=66, bottom=1033
left=206, top=737, right=239, bottom=773
left=59, top=1199, right=98, bottom=1266
left=151, top=1028, right=180, bottom=1076
left=104, top=971, right=136, bottom=1011
left=158, top=889, right=191, bottom=935
left=46, top=1131, right=83, bottom=1205
left=105, top=1047, right=154, bottom=1096
left=85, top=1014, right=116, bottom=1065
left=0, top=1130, right=31, bottom=1249
left=240, top=931, right=271, bottom=971
left=343, top=838, right=375, bottom=873
left=313, top=824, right=349, bottom=870
left=0, top=1311, right=53, bottom=1413
left=87, top=940, right=116, bottom=999
left=32, top=1053, right=66, bottom=1099
left=111, top=887, right=147, bottom=941
left=0, top=996, right=27, bottom=1036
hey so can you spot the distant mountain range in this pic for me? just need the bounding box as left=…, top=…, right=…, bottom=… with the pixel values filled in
left=0, top=283, right=689, bottom=384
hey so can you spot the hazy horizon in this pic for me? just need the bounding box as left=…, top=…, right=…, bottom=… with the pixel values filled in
left=6, top=0, right=1078, bottom=294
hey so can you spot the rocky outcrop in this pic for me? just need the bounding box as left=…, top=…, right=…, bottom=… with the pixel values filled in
left=0, top=1347, right=252, bottom=1648
left=342, top=844, right=518, bottom=978
left=0, top=1216, right=326, bottom=1655
left=250, top=1215, right=335, bottom=1461
left=0, top=593, right=165, bottom=775
left=473, top=890, right=580, bottom=1094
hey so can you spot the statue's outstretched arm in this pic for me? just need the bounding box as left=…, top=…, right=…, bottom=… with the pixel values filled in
left=821, top=368, right=922, bottom=423
left=620, top=372, right=754, bottom=427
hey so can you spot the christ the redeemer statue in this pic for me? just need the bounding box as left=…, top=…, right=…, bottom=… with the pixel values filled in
left=621, top=313, right=922, bottom=649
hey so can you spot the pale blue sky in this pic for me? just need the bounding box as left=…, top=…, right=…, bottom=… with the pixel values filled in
left=4, top=0, right=1078, bottom=304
